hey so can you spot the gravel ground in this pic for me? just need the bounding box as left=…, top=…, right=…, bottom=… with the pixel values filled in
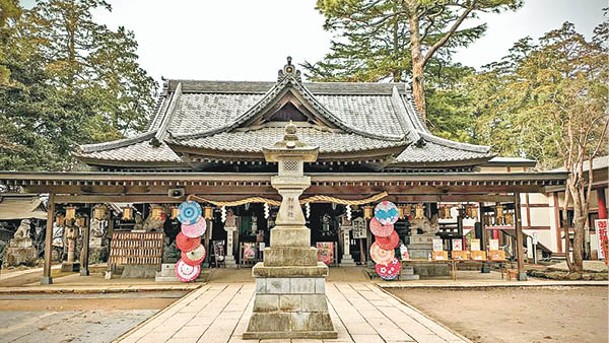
left=388, top=286, right=608, bottom=343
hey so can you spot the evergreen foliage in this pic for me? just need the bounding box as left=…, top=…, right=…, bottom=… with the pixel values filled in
left=0, top=0, right=156, bottom=171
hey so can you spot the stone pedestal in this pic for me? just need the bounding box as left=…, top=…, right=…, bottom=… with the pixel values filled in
left=400, top=265, right=419, bottom=281
left=6, top=237, right=38, bottom=266
left=408, top=234, right=434, bottom=259
left=155, top=263, right=179, bottom=282
left=244, top=120, right=336, bottom=340
left=61, top=262, right=80, bottom=272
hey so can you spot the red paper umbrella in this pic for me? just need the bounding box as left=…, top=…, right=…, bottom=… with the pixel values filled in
left=369, top=242, right=394, bottom=265
left=175, top=232, right=201, bottom=252
left=375, top=258, right=401, bottom=280
left=370, top=217, right=393, bottom=237
left=181, top=244, right=206, bottom=266
left=375, top=230, right=399, bottom=250
left=181, top=216, right=206, bottom=238
left=175, top=258, right=201, bottom=282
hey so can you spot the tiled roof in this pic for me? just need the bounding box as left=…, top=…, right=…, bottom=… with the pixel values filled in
left=76, top=132, right=181, bottom=164
left=168, top=126, right=407, bottom=155
left=76, top=66, right=494, bottom=168
left=396, top=132, right=493, bottom=165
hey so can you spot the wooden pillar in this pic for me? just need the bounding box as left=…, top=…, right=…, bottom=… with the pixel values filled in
left=479, top=202, right=487, bottom=248
left=41, top=193, right=55, bottom=285
left=80, top=210, right=90, bottom=276
left=514, top=192, right=527, bottom=281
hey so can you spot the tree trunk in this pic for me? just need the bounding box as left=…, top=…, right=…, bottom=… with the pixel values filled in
left=408, top=15, right=426, bottom=120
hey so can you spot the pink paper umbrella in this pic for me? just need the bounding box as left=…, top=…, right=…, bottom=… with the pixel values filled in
left=375, top=258, right=400, bottom=280
left=369, top=242, right=395, bottom=265
left=175, top=231, right=201, bottom=252
left=181, top=216, right=206, bottom=238
left=175, top=258, right=201, bottom=282
left=181, top=244, right=206, bottom=266
left=370, top=217, right=394, bottom=237
left=375, top=230, right=399, bottom=250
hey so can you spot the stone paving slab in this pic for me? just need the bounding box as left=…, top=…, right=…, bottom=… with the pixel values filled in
left=116, top=282, right=469, bottom=343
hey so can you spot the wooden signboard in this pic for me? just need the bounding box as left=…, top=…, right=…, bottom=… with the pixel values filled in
left=488, top=250, right=506, bottom=261
left=352, top=217, right=367, bottom=239
left=470, top=250, right=487, bottom=261
left=452, top=250, right=469, bottom=260
left=109, top=232, right=164, bottom=266
left=432, top=251, right=448, bottom=260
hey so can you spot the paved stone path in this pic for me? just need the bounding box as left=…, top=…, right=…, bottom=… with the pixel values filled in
left=117, top=282, right=467, bottom=343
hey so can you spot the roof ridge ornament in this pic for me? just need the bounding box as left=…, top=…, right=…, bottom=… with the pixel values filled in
left=277, top=56, right=302, bottom=82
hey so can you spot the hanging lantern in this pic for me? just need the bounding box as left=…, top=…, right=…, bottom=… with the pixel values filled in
left=363, top=205, right=373, bottom=220
left=76, top=217, right=86, bottom=227
left=55, top=214, right=65, bottom=226
left=495, top=204, right=505, bottom=225
left=170, top=206, right=180, bottom=220
left=442, top=206, right=453, bottom=219
left=151, top=206, right=164, bottom=220
left=505, top=212, right=514, bottom=225
left=122, top=206, right=134, bottom=221
left=203, top=206, right=213, bottom=220
left=65, top=206, right=76, bottom=221
left=93, top=205, right=107, bottom=220
left=465, top=204, right=478, bottom=219
left=415, top=203, right=425, bottom=220
left=484, top=214, right=492, bottom=226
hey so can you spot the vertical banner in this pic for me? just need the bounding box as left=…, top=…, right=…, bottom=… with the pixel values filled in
left=595, top=219, right=608, bottom=260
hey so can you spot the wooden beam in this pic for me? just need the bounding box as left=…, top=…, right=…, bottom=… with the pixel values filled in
left=41, top=192, right=54, bottom=285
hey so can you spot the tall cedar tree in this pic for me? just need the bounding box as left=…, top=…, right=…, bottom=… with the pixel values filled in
left=0, top=0, right=157, bottom=170
left=308, top=0, right=522, bottom=120
left=469, top=22, right=608, bottom=272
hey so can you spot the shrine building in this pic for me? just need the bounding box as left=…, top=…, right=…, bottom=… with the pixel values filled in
left=0, top=58, right=568, bottom=283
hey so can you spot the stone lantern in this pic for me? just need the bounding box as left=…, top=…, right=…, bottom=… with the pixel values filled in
left=244, top=121, right=337, bottom=339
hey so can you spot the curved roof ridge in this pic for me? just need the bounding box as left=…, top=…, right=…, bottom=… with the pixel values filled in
left=78, top=131, right=158, bottom=153
left=418, top=131, right=491, bottom=153
left=390, top=87, right=422, bottom=144
left=155, top=82, right=182, bottom=140
left=169, top=76, right=407, bottom=143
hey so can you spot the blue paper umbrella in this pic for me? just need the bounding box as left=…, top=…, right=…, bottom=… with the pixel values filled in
left=177, top=201, right=202, bottom=225
left=374, top=201, right=399, bottom=225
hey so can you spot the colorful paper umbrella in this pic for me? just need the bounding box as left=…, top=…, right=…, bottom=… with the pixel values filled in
left=181, top=216, right=206, bottom=238
left=374, top=201, right=399, bottom=225
left=370, top=217, right=394, bottom=237
left=375, top=230, right=400, bottom=250
left=176, top=231, right=201, bottom=252
left=181, top=245, right=206, bottom=266
left=375, top=258, right=401, bottom=280
left=177, top=201, right=202, bottom=225
left=369, top=242, right=395, bottom=265
left=175, top=258, right=201, bottom=282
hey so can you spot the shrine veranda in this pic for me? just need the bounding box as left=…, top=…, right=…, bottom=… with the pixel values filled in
left=0, top=59, right=567, bottom=283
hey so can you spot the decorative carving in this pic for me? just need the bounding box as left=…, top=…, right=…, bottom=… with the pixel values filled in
left=13, top=219, right=30, bottom=239
left=277, top=56, right=302, bottom=82
left=409, top=214, right=439, bottom=235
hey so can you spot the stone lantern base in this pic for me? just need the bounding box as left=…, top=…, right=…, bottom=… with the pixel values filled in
left=243, top=261, right=337, bottom=340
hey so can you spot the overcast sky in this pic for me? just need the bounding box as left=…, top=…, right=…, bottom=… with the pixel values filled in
left=22, top=0, right=607, bottom=84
